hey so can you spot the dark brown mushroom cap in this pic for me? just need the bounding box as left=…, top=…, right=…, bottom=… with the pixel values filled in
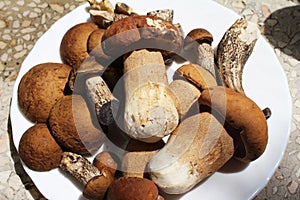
left=101, top=15, right=183, bottom=57
left=48, top=94, right=105, bottom=155
left=18, top=123, right=63, bottom=171
left=107, top=177, right=159, bottom=200
left=184, top=28, right=213, bottom=51
left=60, top=22, right=99, bottom=69
left=18, top=62, right=71, bottom=123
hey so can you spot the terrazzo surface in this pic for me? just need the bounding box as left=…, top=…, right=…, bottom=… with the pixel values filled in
left=0, top=0, right=299, bottom=199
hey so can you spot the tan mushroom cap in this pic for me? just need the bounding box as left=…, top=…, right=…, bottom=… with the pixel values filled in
left=175, top=64, right=217, bottom=91
left=18, top=62, right=71, bottom=123
left=19, top=123, right=63, bottom=171
left=60, top=22, right=99, bottom=69
left=199, top=86, right=268, bottom=162
left=48, top=94, right=105, bottom=155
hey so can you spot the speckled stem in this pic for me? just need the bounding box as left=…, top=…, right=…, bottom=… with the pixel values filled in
left=59, top=152, right=102, bottom=185
left=216, top=18, right=260, bottom=94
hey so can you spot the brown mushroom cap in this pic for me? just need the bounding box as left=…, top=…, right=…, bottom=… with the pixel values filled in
left=83, top=168, right=114, bottom=200
left=101, top=15, right=183, bottom=58
left=60, top=22, right=99, bottom=69
left=184, top=28, right=213, bottom=51
left=88, top=28, right=111, bottom=60
left=48, top=94, right=105, bottom=154
left=175, top=64, right=217, bottom=91
left=199, top=86, right=268, bottom=162
left=107, top=177, right=159, bottom=200
left=19, top=123, right=63, bottom=171
left=18, top=62, right=71, bottom=123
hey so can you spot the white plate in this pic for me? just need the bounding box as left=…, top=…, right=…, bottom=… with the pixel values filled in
left=10, top=0, right=292, bottom=199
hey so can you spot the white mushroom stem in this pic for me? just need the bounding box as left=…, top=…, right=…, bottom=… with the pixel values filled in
left=149, top=113, right=234, bottom=194
left=195, top=43, right=217, bottom=78
left=59, top=152, right=101, bottom=185
left=123, top=49, right=179, bottom=143
left=169, top=79, right=200, bottom=120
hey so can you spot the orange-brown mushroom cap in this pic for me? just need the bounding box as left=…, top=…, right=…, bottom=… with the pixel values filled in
left=175, top=64, right=217, bottom=91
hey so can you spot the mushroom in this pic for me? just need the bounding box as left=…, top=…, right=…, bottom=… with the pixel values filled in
left=18, top=123, right=63, bottom=171
left=88, top=28, right=110, bottom=60
left=121, top=151, right=158, bottom=178
left=48, top=94, right=105, bottom=155
left=122, top=49, right=179, bottom=143
left=121, top=139, right=165, bottom=178
left=183, top=28, right=217, bottom=78
left=93, top=151, right=118, bottom=176
left=60, top=22, right=99, bottom=69
left=107, top=177, right=159, bottom=200
left=198, top=86, right=268, bottom=162
left=169, top=79, right=201, bottom=120
left=68, top=55, right=119, bottom=126
left=18, top=62, right=71, bottom=123
left=148, top=112, right=234, bottom=194
left=216, top=18, right=260, bottom=94
left=175, top=63, right=217, bottom=91
left=85, top=74, right=119, bottom=126
left=101, top=15, right=183, bottom=64
left=60, top=152, right=114, bottom=200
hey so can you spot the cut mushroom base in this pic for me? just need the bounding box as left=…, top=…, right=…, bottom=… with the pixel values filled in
left=149, top=112, right=234, bottom=194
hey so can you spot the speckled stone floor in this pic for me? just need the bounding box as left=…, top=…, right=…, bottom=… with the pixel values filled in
left=0, top=0, right=300, bottom=199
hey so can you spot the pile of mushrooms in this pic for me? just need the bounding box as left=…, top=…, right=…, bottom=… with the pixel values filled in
left=17, top=0, right=270, bottom=199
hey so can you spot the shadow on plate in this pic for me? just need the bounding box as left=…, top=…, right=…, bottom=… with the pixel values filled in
left=218, top=157, right=249, bottom=173
left=263, top=5, right=300, bottom=60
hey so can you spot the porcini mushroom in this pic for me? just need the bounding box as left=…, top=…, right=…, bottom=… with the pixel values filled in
left=175, top=63, right=217, bottom=91
left=107, top=177, right=159, bottom=200
left=183, top=28, right=217, bottom=78
left=93, top=151, right=118, bottom=176
left=60, top=152, right=114, bottom=200
left=198, top=86, right=268, bottom=162
left=216, top=18, right=260, bottom=94
left=49, top=94, right=105, bottom=154
left=148, top=112, right=234, bottom=194
left=169, top=79, right=200, bottom=120
left=122, top=49, right=179, bottom=143
left=101, top=15, right=183, bottom=63
left=60, top=22, right=99, bottom=69
left=19, top=123, right=63, bottom=171
left=18, top=62, right=71, bottom=123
